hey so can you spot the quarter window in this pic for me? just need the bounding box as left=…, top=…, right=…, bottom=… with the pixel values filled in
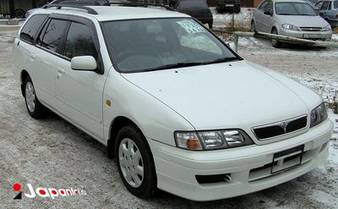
left=321, top=1, right=330, bottom=10
left=40, top=19, right=69, bottom=53
left=20, top=14, right=47, bottom=44
left=64, top=22, right=97, bottom=59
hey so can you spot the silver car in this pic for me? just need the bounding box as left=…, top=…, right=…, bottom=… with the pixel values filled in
left=251, top=0, right=332, bottom=47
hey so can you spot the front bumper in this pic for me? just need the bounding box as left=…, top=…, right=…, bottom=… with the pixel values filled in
left=149, top=119, right=333, bottom=201
left=279, top=29, right=332, bottom=41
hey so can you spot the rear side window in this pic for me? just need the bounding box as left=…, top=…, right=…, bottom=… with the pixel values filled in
left=63, top=22, right=97, bottom=59
left=20, top=14, right=47, bottom=44
left=40, top=19, right=69, bottom=53
left=321, top=1, right=331, bottom=10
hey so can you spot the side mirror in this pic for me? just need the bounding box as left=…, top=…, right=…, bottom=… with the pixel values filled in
left=264, top=10, right=273, bottom=16
left=71, top=56, right=97, bottom=71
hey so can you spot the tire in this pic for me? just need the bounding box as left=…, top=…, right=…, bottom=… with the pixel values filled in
left=116, top=126, right=157, bottom=198
left=251, top=20, right=257, bottom=35
left=23, top=76, right=48, bottom=119
left=271, top=28, right=281, bottom=48
left=234, top=5, right=240, bottom=14
left=208, top=21, right=213, bottom=29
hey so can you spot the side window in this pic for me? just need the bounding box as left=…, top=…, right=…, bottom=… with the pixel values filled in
left=20, top=14, right=47, bottom=44
left=63, top=22, right=97, bottom=59
left=315, top=1, right=323, bottom=9
left=321, top=1, right=330, bottom=10
left=266, top=1, right=273, bottom=12
left=258, top=1, right=268, bottom=11
left=40, top=19, right=69, bottom=53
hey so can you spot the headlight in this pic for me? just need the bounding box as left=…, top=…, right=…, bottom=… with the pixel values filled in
left=322, top=25, right=332, bottom=31
left=282, top=24, right=300, bottom=31
left=174, top=129, right=253, bottom=151
left=310, top=103, right=328, bottom=128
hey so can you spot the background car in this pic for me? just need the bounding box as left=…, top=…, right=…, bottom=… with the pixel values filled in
left=169, top=0, right=213, bottom=28
left=304, top=0, right=319, bottom=6
left=25, top=0, right=110, bottom=17
left=251, top=0, right=332, bottom=47
left=315, top=0, right=338, bottom=28
left=216, top=0, right=241, bottom=13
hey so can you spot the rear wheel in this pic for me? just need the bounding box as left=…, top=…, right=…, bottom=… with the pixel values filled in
left=234, top=5, right=241, bottom=13
left=271, top=28, right=281, bottom=48
left=24, top=77, right=48, bottom=119
left=116, top=126, right=157, bottom=198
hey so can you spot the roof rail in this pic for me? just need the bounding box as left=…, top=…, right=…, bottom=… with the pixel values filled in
left=109, top=2, right=175, bottom=11
left=45, top=4, right=98, bottom=15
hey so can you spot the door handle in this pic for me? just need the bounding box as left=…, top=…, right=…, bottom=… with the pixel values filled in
left=57, top=69, right=65, bottom=74
left=57, top=69, right=66, bottom=79
left=29, top=53, right=36, bottom=60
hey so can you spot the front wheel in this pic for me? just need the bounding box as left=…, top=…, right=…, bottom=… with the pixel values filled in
left=271, top=28, right=281, bottom=48
left=116, top=126, right=157, bottom=198
left=24, top=77, right=48, bottom=119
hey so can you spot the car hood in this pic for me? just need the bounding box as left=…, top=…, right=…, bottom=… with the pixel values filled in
left=122, top=61, right=321, bottom=130
left=276, top=15, right=329, bottom=27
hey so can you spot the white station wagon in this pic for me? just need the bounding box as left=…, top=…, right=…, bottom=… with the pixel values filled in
left=13, top=4, right=333, bottom=201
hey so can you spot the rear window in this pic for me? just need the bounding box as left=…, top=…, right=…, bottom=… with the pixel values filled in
left=20, top=14, right=47, bottom=44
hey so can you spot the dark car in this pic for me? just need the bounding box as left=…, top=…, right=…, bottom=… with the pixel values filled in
left=216, top=0, right=241, bottom=13
left=315, top=0, right=338, bottom=28
left=170, top=0, right=213, bottom=28
left=25, top=0, right=110, bottom=17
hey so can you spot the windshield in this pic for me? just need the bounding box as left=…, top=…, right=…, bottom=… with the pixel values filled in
left=102, top=18, right=239, bottom=73
left=335, top=0, right=338, bottom=8
left=275, top=2, right=317, bottom=16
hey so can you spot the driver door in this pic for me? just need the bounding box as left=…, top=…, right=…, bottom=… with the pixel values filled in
left=260, top=1, right=274, bottom=33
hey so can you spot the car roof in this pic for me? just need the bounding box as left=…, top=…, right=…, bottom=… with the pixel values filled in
left=33, top=6, right=189, bottom=22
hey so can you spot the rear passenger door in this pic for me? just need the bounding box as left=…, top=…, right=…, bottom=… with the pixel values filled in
left=35, top=18, right=70, bottom=105
left=55, top=17, right=106, bottom=141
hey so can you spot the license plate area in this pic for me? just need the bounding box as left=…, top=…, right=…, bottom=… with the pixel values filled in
left=303, top=34, right=321, bottom=39
left=271, top=145, right=304, bottom=174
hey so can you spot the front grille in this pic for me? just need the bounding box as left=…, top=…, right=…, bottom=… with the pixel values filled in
left=300, top=27, right=322, bottom=32
left=253, top=116, right=307, bottom=140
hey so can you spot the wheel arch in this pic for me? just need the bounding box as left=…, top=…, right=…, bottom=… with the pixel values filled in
left=107, top=116, right=148, bottom=159
left=271, top=26, right=278, bottom=33
left=20, top=70, right=30, bottom=96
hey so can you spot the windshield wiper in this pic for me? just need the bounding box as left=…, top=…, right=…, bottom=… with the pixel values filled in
left=202, top=57, right=239, bottom=65
left=141, top=57, right=240, bottom=72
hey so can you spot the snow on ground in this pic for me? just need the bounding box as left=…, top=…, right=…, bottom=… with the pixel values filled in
left=328, top=111, right=338, bottom=164
left=212, top=7, right=253, bottom=30
left=332, top=34, right=338, bottom=41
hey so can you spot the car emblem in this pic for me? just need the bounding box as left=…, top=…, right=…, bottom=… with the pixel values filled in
left=280, top=121, right=288, bottom=133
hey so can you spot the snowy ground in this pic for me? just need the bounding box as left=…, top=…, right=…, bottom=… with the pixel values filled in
left=0, top=33, right=338, bottom=208
left=212, top=7, right=253, bottom=30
